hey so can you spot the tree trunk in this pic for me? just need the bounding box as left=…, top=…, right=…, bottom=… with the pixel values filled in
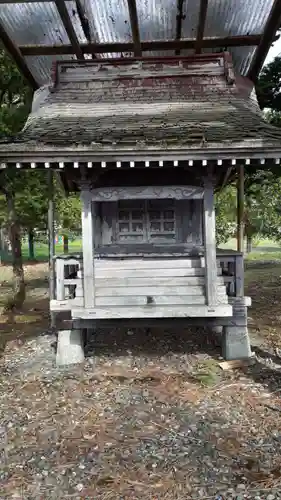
left=5, top=191, right=26, bottom=310
left=63, top=234, right=69, bottom=254
left=0, top=226, right=10, bottom=254
left=28, top=229, right=35, bottom=260
left=246, top=235, right=253, bottom=254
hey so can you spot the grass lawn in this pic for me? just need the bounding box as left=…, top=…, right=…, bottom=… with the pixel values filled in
left=221, top=238, right=281, bottom=261
left=22, top=239, right=82, bottom=260
left=2, top=237, right=281, bottom=263
left=1, top=239, right=82, bottom=263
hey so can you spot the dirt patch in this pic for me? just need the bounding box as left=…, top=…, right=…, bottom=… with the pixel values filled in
left=0, top=263, right=49, bottom=352
left=1, top=330, right=281, bottom=499
left=1, top=263, right=281, bottom=498
left=245, top=264, right=281, bottom=349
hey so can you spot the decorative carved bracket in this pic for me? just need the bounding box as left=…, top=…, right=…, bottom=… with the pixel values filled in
left=89, top=185, right=204, bottom=201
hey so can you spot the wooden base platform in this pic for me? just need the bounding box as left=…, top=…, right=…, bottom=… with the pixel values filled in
left=70, top=304, right=233, bottom=320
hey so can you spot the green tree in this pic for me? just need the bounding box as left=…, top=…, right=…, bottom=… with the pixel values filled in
left=0, top=46, right=33, bottom=309
left=0, top=46, right=33, bottom=136
left=215, top=170, right=281, bottom=252
left=244, top=172, right=281, bottom=245
left=215, top=185, right=236, bottom=245
left=256, top=56, right=281, bottom=112
left=15, top=170, right=49, bottom=259
left=56, top=190, right=81, bottom=252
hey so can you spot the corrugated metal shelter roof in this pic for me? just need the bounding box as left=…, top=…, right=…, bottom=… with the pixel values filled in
left=1, top=54, right=281, bottom=157
left=1, top=0, right=281, bottom=88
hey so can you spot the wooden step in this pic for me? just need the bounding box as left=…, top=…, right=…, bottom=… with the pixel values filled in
left=71, top=304, right=233, bottom=320
left=95, top=285, right=227, bottom=297
left=94, top=258, right=203, bottom=269
left=93, top=276, right=225, bottom=287
left=96, top=295, right=207, bottom=306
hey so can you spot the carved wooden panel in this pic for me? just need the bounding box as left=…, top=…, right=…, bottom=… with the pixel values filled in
left=90, top=185, right=204, bottom=201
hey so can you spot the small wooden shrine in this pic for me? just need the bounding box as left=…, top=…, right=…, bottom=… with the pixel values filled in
left=1, top=53, right=281, bottom=364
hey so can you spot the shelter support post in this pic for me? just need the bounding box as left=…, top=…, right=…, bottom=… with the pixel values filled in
left=203, top=176, right=218, bottom=306
left=81, top=187, right=95, bottom=308
left=47, top=170, right=56, bottom=329
left=237, top=165, right=244, bottom=253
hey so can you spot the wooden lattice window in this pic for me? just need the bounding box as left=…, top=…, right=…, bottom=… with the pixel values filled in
left=117, top=200, right=145, bottom=242
left=116, top=199, right=176, bottom=243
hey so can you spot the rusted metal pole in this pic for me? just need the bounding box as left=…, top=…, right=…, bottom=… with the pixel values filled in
left=0, top=20, right=38, bottom=89
left=55, top=0, right=84, bottom=59
left=127, top=0, right=142, bottom=56
left=48, top=169, right=56, bottom=329
left=247, top=0, right=281, bottom=82
left=237, top=165, right=245, bottom=253
left=195, top=0, right=208, bottom=53
left=19, top=34, right=268, bottom=57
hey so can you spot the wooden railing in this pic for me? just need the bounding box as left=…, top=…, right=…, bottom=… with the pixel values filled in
left=55, top=255, right=84, bottom=307
left=217, top=250, right=244, bottom=297
left=52, top=250, right=244, bottom=313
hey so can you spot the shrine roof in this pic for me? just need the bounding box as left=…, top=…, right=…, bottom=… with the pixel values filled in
left=1, top=54, right=281, bottom=160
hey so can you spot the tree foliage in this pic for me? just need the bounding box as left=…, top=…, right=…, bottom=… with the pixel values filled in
left=0, top=45, right=33, bottom=137
left=1, top=170, right=48, bottom=230
left=215, top=185, right=236, bottom=245
left=55, top=185, right=81, bottom=238
left=216, top=170, right=281, bottom=249
left=245, top=173, right=281, bottom=241
left=215, top=57, right=281, bottom=248
left=256, top=56, right=281, bottom=112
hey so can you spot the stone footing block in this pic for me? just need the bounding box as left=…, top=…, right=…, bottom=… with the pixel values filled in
left=222, top=297, right=251, bottom=360
left=56, top=329, right=85, bottom=366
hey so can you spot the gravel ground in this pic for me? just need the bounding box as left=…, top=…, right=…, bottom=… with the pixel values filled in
left=1, top=326, right=281, bottom=499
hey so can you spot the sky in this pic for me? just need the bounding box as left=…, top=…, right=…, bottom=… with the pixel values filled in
left=264, top=37, right=281, bottom=65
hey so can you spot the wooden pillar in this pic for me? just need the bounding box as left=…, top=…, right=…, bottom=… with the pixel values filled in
left=81, top=187, right=95, bottom=308
left=47, top=169, right=56, bottom=328
left=203, top=176, right=218, bottom=306
left=56, top=258, right=65, bottom=300
left=237, top=165, right=245, bottom=253
left=235, top=254, right=244, bottom=297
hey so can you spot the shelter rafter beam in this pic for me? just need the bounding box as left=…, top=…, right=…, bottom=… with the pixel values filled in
left=247, top=0, right=281, bottom=82
left=18, top=34, right=268, bottom=57
left=75, top=0, right=91, bottom=43
left=195, top=0, right=208, bottom=53
left=0, top=20, right=38, bottom=89
left=55, top=0, right=84, bottom=59
left=127, top=0, right=141, bottom=56
left=74, top=0, right=95, bottom=58
left=175, top=0, right=185, bottom=55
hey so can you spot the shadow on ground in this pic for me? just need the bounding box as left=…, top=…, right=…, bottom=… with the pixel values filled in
left=242, top=344, right=281, bottom=396
left=84, top=326, right=281, bottom=397
left=86, top=325, right=221, bottom=359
